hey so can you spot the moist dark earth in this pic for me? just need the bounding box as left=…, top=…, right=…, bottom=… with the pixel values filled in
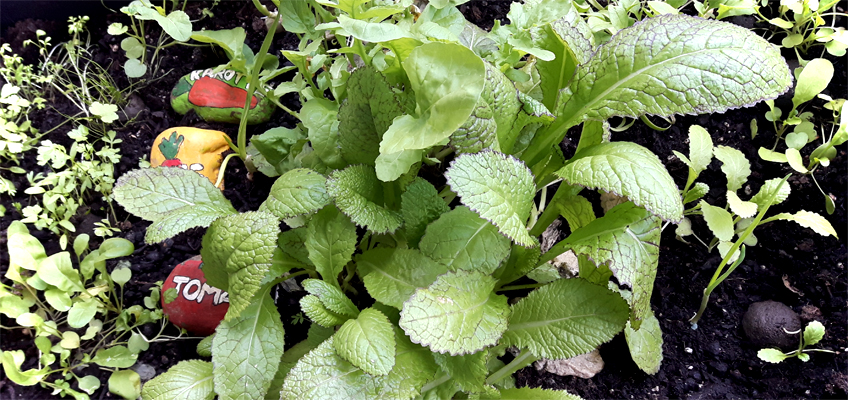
left=1, top=1, right=846, bottom=399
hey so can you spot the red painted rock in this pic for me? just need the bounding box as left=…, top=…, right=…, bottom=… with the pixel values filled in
left=161, top=256, right=229, bottom=336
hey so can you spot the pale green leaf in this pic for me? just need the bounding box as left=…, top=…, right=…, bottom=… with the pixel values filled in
left=785, top=148, right=809, bottom=173
left=92, top=346, right=137, bottom=368
left=557, top=15, right=791, bottom=129
left=432, top=351, right=488, bottom=393
left=90, top=101, right=119, bottom=123
left=683, top=182, right=709, bottom=204
left=114, top=167, right=237, bottom=244
left=480, top=387, right=581, bottom=400
left=155, top=10, right=192, bottom=42
left=300, top=295, right=349, bottom=327
left=212, top=292, right=285, bottom=400
left=304, top=206, right=357, bottom=285
left=0, top=350, right=48, bottom=386
left=108, top=370, right=140, bottom=400
left=374, top=148, right=424, bottom=182
left=793, top=58, right=834, bottom=109
left=399, top=270, right=510, bottom=355
left=446, top=151, right=538, bottom=247
left=769, top=211, right=838, bottom=238
left=401, top=178, right=450, bottom=247
left=124, top=58, right=147, bottom=78
left=259, top=169, right=330, bottom=220
left=77, top=375, right=101, bottom=395
left=713, top=145, right=750, bottom=192
left=337, top=14, right=412, bottom=42
left=334, top=308, right=396, bottom=376
left=758, top=147, right=788, bottom=163
left=624, top=310, right=663, bottom=375
left=190, top=28, right=246, bottom=59
left=803, top=321, right=825, bottom=346
left=556, top=142, right=683, bottom=222
left=141, top=360, right=215, bottom=400
left=357, top=248, right=447, bottom=309
left=700, top=200, right=735, bottom=241
left=750, top=178, right=791, bottom=207
left=59, top=331, right=80, bottom=349
left=757, top=348, right=789, bottom=363
left=0, top=295, right=32, bottom=318
left=327, top=165, right=403, bottom=234
left=727, top=191, right=758, bottom=218
left=38, top=253, right=83, bottom=293
left=785, top=131, right=808, bottom=150
left=502, top=278, right=629, bottom=359
left=108, top=22, right=128, bottom=35
left=419, top=206, right=511, bottom=275
left=68, top=298, right=98, bottom=328
left=111, top=266, right=132, bottom=287
left=300, top=98, right=344, bottom=169
left=302, top=279, right=359, bottom=318
left=687, top=125, right=714, bottom=174
left=200, top=212, right=279, bottom=319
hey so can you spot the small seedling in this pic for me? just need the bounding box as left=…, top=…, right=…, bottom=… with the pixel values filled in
left=758, top=321, right=837, bottom=363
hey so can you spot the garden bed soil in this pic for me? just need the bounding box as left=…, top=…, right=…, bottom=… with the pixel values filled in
left=1, top=1, right=846, bottom=399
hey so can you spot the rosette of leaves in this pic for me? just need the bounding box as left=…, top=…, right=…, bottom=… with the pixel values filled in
left=113, top=1, right=794, bottom=399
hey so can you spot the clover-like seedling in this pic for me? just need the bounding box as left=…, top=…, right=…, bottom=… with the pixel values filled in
left=758, top=321, right=837, bottom=363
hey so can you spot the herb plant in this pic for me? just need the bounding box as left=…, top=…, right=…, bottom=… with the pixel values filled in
left=113, top=1, right=794, bottom=398
left=110, top=0, right=193, bottom=78
left=757, top=320, right=837, bottom=363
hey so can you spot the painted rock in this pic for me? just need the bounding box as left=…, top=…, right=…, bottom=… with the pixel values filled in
left=170, top=67, right=275, bottom=124
left=150, top=127, right=231, bottom=189
left=161, top=256, right=229, bottom=336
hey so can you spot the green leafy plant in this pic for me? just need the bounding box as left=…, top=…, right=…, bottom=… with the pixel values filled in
left=113, top=1, right=794, bottom=398
left=109, top=0, right=193, bottom=78
left=757, top=320, right=837, bottom=363
left=0, top=222, right=168, bottom=400
left=672, top=125, right=837, bottom=326
left=757, top=0, right=847, bottom=56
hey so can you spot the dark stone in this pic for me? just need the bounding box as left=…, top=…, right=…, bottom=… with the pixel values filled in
left=742, top=300, right=802, bottom=349
left=711, top=361, right=728, bottom=373
left=145, top=250, right=162, bottom=262
left=707, top=341, right=722, bottom=356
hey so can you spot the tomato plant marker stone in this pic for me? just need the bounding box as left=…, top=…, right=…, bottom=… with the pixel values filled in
left=161, top=256, right=229, bottom=336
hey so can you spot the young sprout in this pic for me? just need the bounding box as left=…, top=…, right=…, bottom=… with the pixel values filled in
left=757, top=321, right=838, bottom=363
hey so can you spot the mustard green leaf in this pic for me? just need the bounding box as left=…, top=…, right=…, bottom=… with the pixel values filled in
left=750, top=178, right=791, bottom=207
left=259, top=168, right=330, bottom=220
left=327, top=165, right=403, bottom=234
left=682, top=182, right=710, bottom=205
left=757, top=348, right=789, bottom=364
left=300, top=295, right=349, bottom=328
left=803, top=321, right=825, bottom=346
left=334, top=308, right=396, bottom=376
left=624, top=310, right=663, bottom=375
left=304, top=206, right=357, bottom=286
left=535, top=4, right=594, bottom=110
left=399, top=270, right=509, bottom=355
left=479, top=387, right=582, bottom=400
left=419, top=206, right=511, bottom=275
left=302, top=279, right=359, bottom=318
left=401, top=178, right=450, bottom=247
left=713, top=145, right=750, bottom=192
left=768, top=211, right=838, bottom=238
left=699, top=200, right=735, bottom=241
left=357, top=248, right=447, bottom=309
left=301, top=98, right=344, bottom=169
left=432, top=351, right=488, bottom=393
left=141, top=360, right=215, bottom=400
left=502, top=278, right=629, bottom=359
left=727, top=191, right=758, bottom=218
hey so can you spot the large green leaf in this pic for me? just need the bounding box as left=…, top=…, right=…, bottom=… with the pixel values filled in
left=212, top=291, right=285, bottom=400
left=357, top=248, right=447, bottom=309
left=624, top=310, right=663, bottom=375
left=259, top=169, right=330, bottom=220
left=432, top=351, right=488, bottom=393
left=446, top=152, right=538, bottom=247
left=334, top=308, right=396, bottom=376
left=502, top=278, right=629, bottom=359
left=301, top=98, right=344, bottom=169
left=419, top=206, right=511, bottom=275
left=376, top=42, right=486, bottom=181
left=480, top=387, right=581, bottom=400
left=400, top=178, right=450, bottom=247
left=555, top=142, right=683, bottom=222
left=534, top=5, right=594, bottom=111
left=141, top=360, right=215, bottom=400
left=200, top=212, right=279, bottom=319
left=113, top=168, right=237, bottom=244
left=302, top=279, right=359, bottom=318
left=551, top=202, right=661, bottom=328
left=556, top=14, right=791, bottom=129
left=327, top=165, right=403, bottom=234
left=304, top=206, right=357, bottom=286
left=399, top=270, right=510, bottom=355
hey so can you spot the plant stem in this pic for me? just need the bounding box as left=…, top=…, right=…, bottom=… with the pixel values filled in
left=497, top=282, right=547, bottom=292
left=419, top=372, right=451, bottom=393
left=485, top=349, right=538, bottom=386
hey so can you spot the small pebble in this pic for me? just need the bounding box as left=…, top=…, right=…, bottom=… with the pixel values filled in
left=132, top=363, right=156, bottom=381
left=742, top=300, right=801, bottom=349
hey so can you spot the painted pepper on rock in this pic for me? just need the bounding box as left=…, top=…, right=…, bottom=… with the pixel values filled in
left=171, top=67, right=275, bottom=124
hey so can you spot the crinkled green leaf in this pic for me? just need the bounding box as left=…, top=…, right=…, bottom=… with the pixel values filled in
left=713, top=145, right=750, bottom=192
left=803, top=321, right=825, bottom=346
left=141, top=360, right=214, bottom=400
left=451, top=62, right=522, bottom=154
left=259, top=169, right=330, bottom=220
left=300, top=295, right=349, bottom=327
left=401, top=178, right=450, bottom=247
left=683, top=182, right=709, bottom=204
left=480, top=387, right=581, bottom=400
left=727, top=191, right=758, bottom=218
left=357, top=248, right=447, bottom=309
left=327, top=165, right=403, bottom=234
left=302, top=279, right=359, bottom=318
left=535, top=5, right=594, bottom=110
left=750, top=178, right=791, bottom=207
left=446, top=151, right=538, bottom=247
left=769, top=211, right=838, bottom=238
left=304, top=206, right=357, bottom=286
left=432, top=351, right=488, bottom=393
left=278, top=228, right=312, bottom=267
left=399, top=270, right=509, bottom=356
left=301, top=98, right=344, bottom=169
left=334, top=308, right=396, bottom=376
left=502, top=278, right=629, bottom=359
left=757, top=348, right=789, bottom=363
left=419, top=206, right=511, bottom=275
left=212, top=291, right=284, bottom=400
left=200, top=212, right=279, bottom=319
left=624, top=310, right=663, bottom=375
left=338, top=66, right=407, bottom=165
left=556, top=142, right=683, bottom=222
left=377, top=42, right=485, bottom=181
left=700, top=200, right=735, bottom=241
left=270, top=324, right=335, bottom=399
left=114, top=167, right=237, bottom=244
left=556, top=14, right=791, bottom=129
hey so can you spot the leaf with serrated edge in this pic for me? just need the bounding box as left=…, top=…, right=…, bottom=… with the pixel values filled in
left=625, top=310, right=663, bottom=375
left=713, top=145, right=750, bottom=192
left=687, top=125, right=714, bottom=174
left=357, top=248, right=447, bottom=309
left=304, top=206, right=357, bottom=286
left=750, top=178, right=791, bottom=207
left=400, top=270, right=509, bottom=355
left=259, top=169, right=330, bottom=220
left=769, top=211, right=838, bottom=238
left=334, top=308, right=396, bottom=376
left=683, top=182, right=709, bottom=204
left=803, top=321, right=825, bottom=346
left=479, top=387, right=582, bottom=399
left=727, top=191, right=758, bottom=218
left=757, top=348, right=789, bottom=364
left=141, top=360, right=214, bottom=400
left=554, top=202, right=659, bottom=328
left=327, top=165, right=402, bottom=234
left=212, top=291, right=285, bottom=400
left=302, top=279, right=359, bottom=318
left=113, top=167, right=237, bottom=244
left=699, top=201, right=734, bottom=241
left=556, top=142, right=683, bottom=222
left=432, top=351, right=488, bottom=393
left=200, top=212, right=279, bottom=319
left=419, top=206, right=511, bottom=275
left=300, top=295, right=349, bottom=327
left=502, top=278, right=629, bottom=360
left=446, top=151, right=538, bottom=247
left=401, top=178, right=450, bottom=247
left=557, top=14, right=791, bottom=128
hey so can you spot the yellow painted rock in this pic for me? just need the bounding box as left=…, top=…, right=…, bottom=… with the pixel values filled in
left=150, top=127, right=231, bottom=189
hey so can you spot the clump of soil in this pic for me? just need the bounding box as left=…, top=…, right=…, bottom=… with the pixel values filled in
left=742, top=300, right=802, bottom=349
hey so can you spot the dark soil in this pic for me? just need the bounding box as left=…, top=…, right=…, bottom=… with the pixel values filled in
left=2, top=1, right=846, bottom=399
